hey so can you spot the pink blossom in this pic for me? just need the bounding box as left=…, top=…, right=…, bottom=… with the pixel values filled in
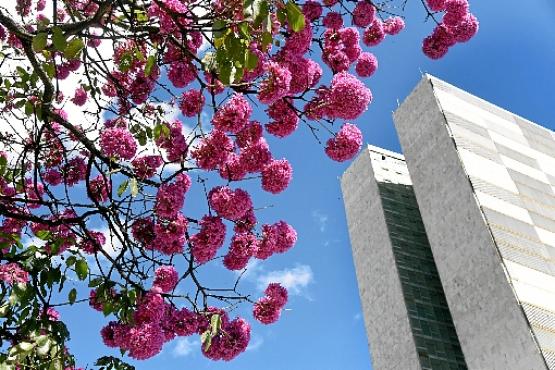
left=283, top=21, right=312, bottom=57
left=355, top=52, right=378, bottom=77
left=265, top=283, right=288, bottom=307
left=256, top=221, right=297, bottom=259
left=135, top=289, right=165, bottom=324
left=126, top=323, right=165, bottom=360
left=202, top=317, right=250, bottom=361
left=363, top=19, right=385, bottom=46
left=132, top=217, right=156, bottom=245
left=62, top=157, right=87, bottom=186
left=212, top=94, right=251, bottom=133
left=100, top=127, right=137, bottom=160
left=352, top=1, right=375, bottom=27
left=153, top=265, right=179, bottom=293
left=180, top=89, right=205, bottom=117
left=323, top=12, right=343, bottom=29
left=101, top=321, right=126, bottom=348
left=71, top=87, right=88, bottom=106
left=422, top=24, right=455, bottom=59
left=192, top=130, right=233, bottom=170
left=234, top=208, right=257, bottom=233
left=450, top=13, right=479, bottom=42
left=239, top=138, right=272, bottom=173
left=223, top=233, right=258, bottom=270
left=266, top=99, right=299, bottom=138
left=89, top=174, right=111, bottom=202
left=284, top=56, right=322, bottom=94
left=191, top=215, right=226, bottom=264
left=208, top=186, right=253, bottom=221
left=132, top=155, right=163, bottom=179
left=0, top=263, right=28, bottom=285
left=172, top=307, right=199, bottom=336
left=258, top=62, right=292, bottom=105
left=236, top=122, right=263, bottom=148
left=302, top=0, right=322, bottom=21
left=219, top=154, right=247, bottom=181
left=253, top=297, right=281, bottom=324
left=155, top=173, right=191, bottom=220
left=383, top=17, right=405, bottom=35
left=80, top=231, right=106, bottom=254
left=155, top=121, right=188, bottom=162
left=204, top=72, right=225, bottom=95
left=312, top=72, right=372, bottom=120
left=261, top=159, right=292, bottom=194
left=167, top=61, right=196, bottom=88
left=153, top=212, right=188, bottom=254
left=426, top=0, right=447, bottom=11
left=325, top=123, right=363, bottom=162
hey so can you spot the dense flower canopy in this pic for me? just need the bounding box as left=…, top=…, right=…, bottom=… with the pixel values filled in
left=0, top=0, right=477, bottom=368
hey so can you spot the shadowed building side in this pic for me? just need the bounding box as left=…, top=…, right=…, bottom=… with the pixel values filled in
left=341, top=146, right=467, bottom=370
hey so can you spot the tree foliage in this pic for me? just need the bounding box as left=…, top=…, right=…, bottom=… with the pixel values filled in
left=0, top=0, right=477, bottom=368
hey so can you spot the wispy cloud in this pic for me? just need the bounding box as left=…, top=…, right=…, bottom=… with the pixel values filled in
left=246, top=335, right=264, bottom=352
left=173, top=338, right=199, bottom=357
left=256, top=265, right=314, bottom=296
left=312, top=210, right=329, bottom=233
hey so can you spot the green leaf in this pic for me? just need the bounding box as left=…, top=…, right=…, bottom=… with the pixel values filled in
left=32, top=32, right=48, bottom=52
left=210, top=314, right=221, bottom=336
left=130, top=178, right=138, bottom=197
left=200, top=330, right=212, bottom=350
left=68, top=288, right=77, bottom=304
left=66, top=255, right=76, bottom=267
left=88, top=277, right=103, bottom=287
left=118, top=52, right=133, bottom=73
left=144, top=54, right=156, bottom=77
left=253, top=0, right=269, bottom=27
left=75, top=259, right=88, bottom=281
left=117, top=180, right=129, bottom=197
left=64, top=38, right=84, bottom=60
left=0, top=155, right=7, bottom=177
left=35, top=230, right=51, bottom=240
left=285, top=1, right=305, bottom=32
left=245, top=50, right=259, bottom=71
left=51, top=27, right=67, bottom=52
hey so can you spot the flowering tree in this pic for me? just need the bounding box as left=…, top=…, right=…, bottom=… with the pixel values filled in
left=0, top=0, right=477, bottom=368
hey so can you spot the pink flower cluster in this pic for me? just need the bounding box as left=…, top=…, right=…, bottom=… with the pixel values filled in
left=192, top=130, right=233, bottom=170
left=258, top=62, right=292, bottom=105
left=422, top=0, right=478, bottom=59
left=191, top=215, right=226, bottom=264
left=155, top=173, right=191, bottom=220
left=355, top=52, right=378, bottom=78
left=322, top=28, right=361, bottom=73
left=89, top=175, right=111, bottom=203
left=132, top=155, right=163, bottom=179
left=80, top=230, right=106, bottom=254
left=306, top=72, right=372, bottom=121
left=153, top=265, right=179, bottom=293
left=352, top=1, right=375, bottom=27
left=99, top=127, right=137, bottom=160
left=223, top=232, right=258, bottom=270
left=0, top=263, right=29, bottom=285
left=152, top=212, right=188, bottom=254
left=256, top=221, right=297, bottom=260
left=261, top=159, right=292, bottom=194
left=253, top=283, right=288, bottom=324
left=212, top=94, right=252, bottom=133
left=325, top=123, right=363, bottom=162
left=266, top=99, right=299, bottom=138
left=208, top=186, right=252, bottom=221
left=180, top=89, right=205, bottom=117
left=155, top=121, right=188, bottom=162
left=201, top=315, right=251, bottom=361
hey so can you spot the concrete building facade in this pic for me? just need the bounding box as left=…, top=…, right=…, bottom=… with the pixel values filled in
left=343, top=75, right=555, bottom=369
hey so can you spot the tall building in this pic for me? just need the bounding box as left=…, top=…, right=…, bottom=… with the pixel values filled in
left=342, top=75, right=555, bottom=370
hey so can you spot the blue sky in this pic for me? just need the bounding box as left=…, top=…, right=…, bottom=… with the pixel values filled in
left=59, top=1, right=555, bottom=369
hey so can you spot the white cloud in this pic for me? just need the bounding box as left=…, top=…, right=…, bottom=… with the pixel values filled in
left=172, top=337, right=199, bottom=357
left=256, top=265, right=314, bottom=295
left=312, top=210, right=329, bottom=233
